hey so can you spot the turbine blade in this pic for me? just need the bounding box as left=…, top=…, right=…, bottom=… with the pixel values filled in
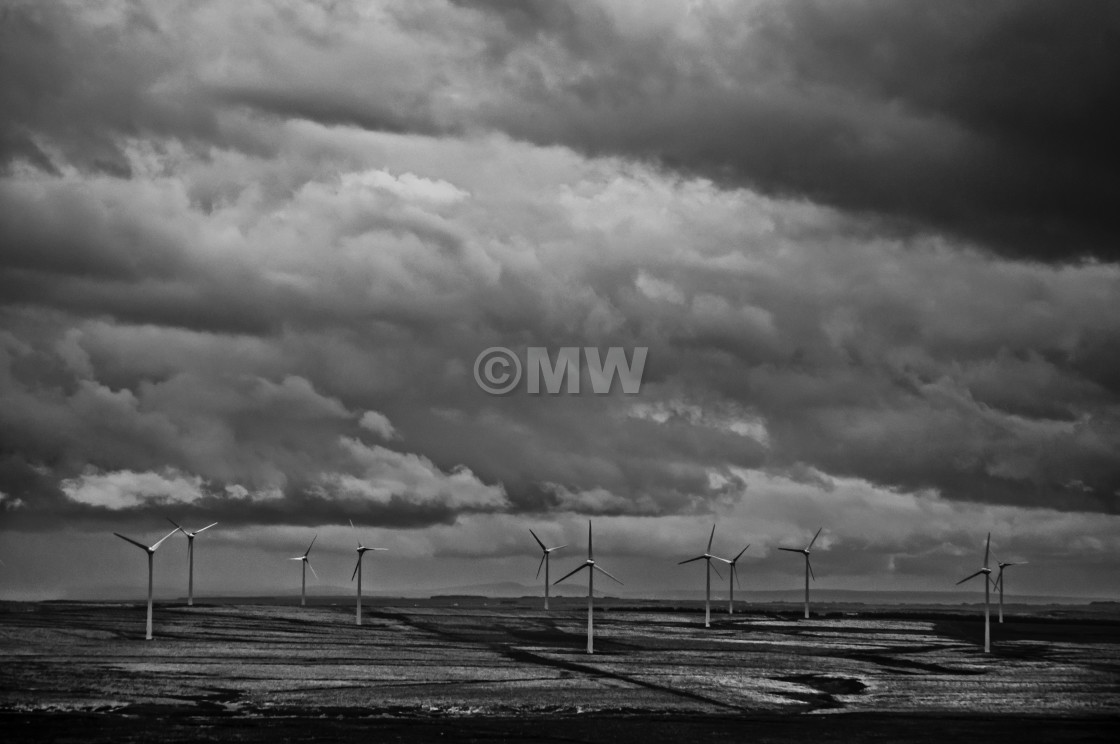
left=536, top=553, right=546, bottom=580
left=288, top=556, right=303, bottom=561
left=306, top=560, right=319, bottom=581
left=678, top=555, right=705, bottom=565
left=529, top=528, right=547, bottom=552
left=195, top=522, right=218, bottom=534
left=734, top=544, right=750, bottom=562
left=777, top=547, right=802, bottom=553
left=350, top=518, right=363, bottom=548
left=304, top=533, right=318, bottom=556
left=587, top=520, right=593, bottom=560
left=710, top=560, right=724, bottom=580
left=114, top=533, right=149, bottom=551
left=956, top=569, right=985, bottom=585
left=350, top=557, right=361, bottom=582
left=554, top=563, right=589, bottom=585
left=733, top=564, right=741, bottom=590
left=550, top=544, right=568, bottom=552
left=166, top=518, right=187, bottom=536
left=151, top=527, right=180, bottom=551
left=594, top=564, right=623, bottom=585
left=807, top=527, right=823, bottom=551
left=984, top=532, right=991, bottom=568
left=807, top=557, right=816, bottom=581
left=707, top=524, right=715, bottom=552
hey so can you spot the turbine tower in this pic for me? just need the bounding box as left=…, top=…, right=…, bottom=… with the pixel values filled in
left=992, top=555, right=1026, bottom=624
left=530, top=528, right=567, bottom=610
left=725, top=543, right=749, bottom=615
left=956, top=532, right=993, bottom=652
left=289, top=533, right=319, bottom=606
left=554, top=520, right=622, bottom=654
left=350, top=520, right=387, bottom=626
left=778, top=527, right=822, bottom=619
left=167, top=519, right=218, bottom=606
left=677, top=525, right=726, bottom=628
left=113, top=527, right=179, bottom=640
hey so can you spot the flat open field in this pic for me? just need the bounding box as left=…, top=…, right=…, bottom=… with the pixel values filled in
left=1, top=598, right=1118, bottom=742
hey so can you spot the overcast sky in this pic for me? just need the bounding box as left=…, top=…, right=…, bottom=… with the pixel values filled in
left=1, top=0, right=1118, bottom=601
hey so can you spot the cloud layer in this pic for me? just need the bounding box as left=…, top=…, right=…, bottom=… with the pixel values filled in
left=1, top=1, right=1118, bottom=596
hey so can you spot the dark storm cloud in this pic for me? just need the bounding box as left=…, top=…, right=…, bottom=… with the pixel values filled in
left=0, top=2, right=220, bottom=176
left=6, top=1, right=1116, bottom=262
left=456, top=0, right=1120, bottom=263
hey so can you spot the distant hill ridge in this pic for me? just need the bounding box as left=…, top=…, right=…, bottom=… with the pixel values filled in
left=64, top=581, right=1110, bottom=606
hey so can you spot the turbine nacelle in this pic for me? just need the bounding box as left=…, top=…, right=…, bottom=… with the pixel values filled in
left=722, top=544, right=750, bottom=590
left=554, top=521, right=623, bottom=587
left=349, top=520, right=387, bottom=581
left=956, top=532, right=995, bottom=586
left=290, top=534, right=319, bottom=580
left=779, top=527, right=822, bottom=557
left=115, top=528, right=179, bottom=554
left=530, top=529, right=567, bottom=581
left=167, top=518, right=218, bottom=540
left=530, top=528, right=566, bottom=555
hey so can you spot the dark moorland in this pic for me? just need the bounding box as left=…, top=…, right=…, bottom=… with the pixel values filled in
left=2, top=597, right=1118, bottom=742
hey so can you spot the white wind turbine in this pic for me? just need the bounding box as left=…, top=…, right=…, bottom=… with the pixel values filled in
left=167, top=518, right=218, bottom=606
left=992, top=553, right=1027, bottom=624
left=678, top=525, right=726, bottom=628
left=725, top=543, right=750, bottom=615
left=778, top=527, right=822, bottom=619
left=113, top=527, right=179, bottom=640
left=289, top=533, right=319, bottom=606
left=530, top=528, right=567, bottom=610
left=350, top=520, right=387, bottom=626
left=956, top=532, right=993, bottom=652
left=554, top=520, right=622, bottom=654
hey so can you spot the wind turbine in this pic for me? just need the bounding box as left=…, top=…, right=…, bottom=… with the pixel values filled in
left=725, top=543, right=750, bottom=615
left=956, top=532, right=993, bottom=652
left=778, top=527, right=822, bottom=619
left=554, top=520, right=622, bottom=654
left=677, top=525, right=726, bottom=628
left=992, top=554, right=1027, bottom=624
left=350, top=520, right=387, bottom=626
left=530, top=528, right=566, bottom=610
left=113, top=527, right=179, bottom=640
left=289, top=533, right=319, bottom=606
left=167, top=519, right=218, bottom=606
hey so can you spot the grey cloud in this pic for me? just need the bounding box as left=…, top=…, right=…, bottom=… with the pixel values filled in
left=1, top=3, right=1119, bottom=543
left=4, top=2, right=1118, bottom=263
left=460, top=0, right=1120, bottom=263
left=0, top=2, right=221, bottom=176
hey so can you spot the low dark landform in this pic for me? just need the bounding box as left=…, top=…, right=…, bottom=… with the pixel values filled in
left=2, top=597, right=1118, bottom=742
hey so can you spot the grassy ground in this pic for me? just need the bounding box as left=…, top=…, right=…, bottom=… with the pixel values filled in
left=1, top=599, right=1117, bottom=741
